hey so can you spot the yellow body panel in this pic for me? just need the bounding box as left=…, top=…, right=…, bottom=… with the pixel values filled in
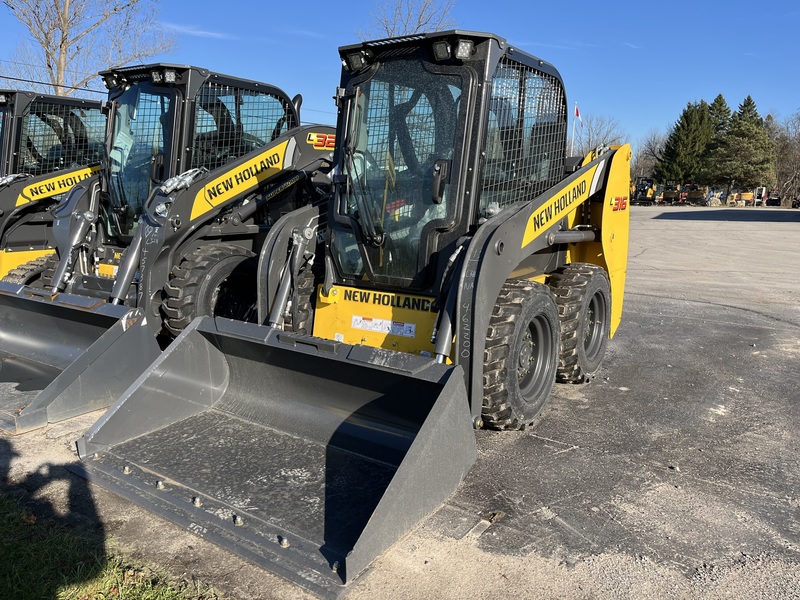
left=0, top=248, right=54, bottom=278
left=190, top=141, right=290, bottom=222
left=601, top=146, right=631, bottom=336
left=16, top=166, right=99, bottom=207
left=313, top=285, right=438, bottom=355
left=570, top=145, right=631, bottom=337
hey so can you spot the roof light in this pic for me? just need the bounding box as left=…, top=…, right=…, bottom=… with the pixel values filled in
left=150, top=70, right=164, bottom=83
left=0, top=93, right=7, bottom=104
left=102, top=74, right=119, bottom=89
left=345, top=51, right=368, bottom=73
left=455, top=39, right=475, bottom=60
left=163, top=69, right=177, bottom=83
left=432, top=41, right=451, bottom=61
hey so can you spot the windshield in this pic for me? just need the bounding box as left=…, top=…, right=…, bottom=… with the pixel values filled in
left=334, top=59, right=462, bottom=287
left=108, top=82, right=175, bottom=237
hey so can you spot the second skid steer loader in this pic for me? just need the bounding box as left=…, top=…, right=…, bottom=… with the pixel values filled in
left=0, top=64, right=334, bottom=433
left=0, top=90, right=105, bottom=276
left=76, top=31, right=631, bottom=596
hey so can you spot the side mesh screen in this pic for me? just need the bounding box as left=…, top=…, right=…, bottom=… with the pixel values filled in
left=480, top=56, right=567, bottom=211
left=19, top=101, right=105, bottom=176
left=191, top=83, right=295, bottom=171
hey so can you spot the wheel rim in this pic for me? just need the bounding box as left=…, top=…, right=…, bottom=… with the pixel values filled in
left=210, top=266, right=258, bottom=323
left=583, top=289, right=607, bottom=362
left=517, top=314, right=555, bottom=402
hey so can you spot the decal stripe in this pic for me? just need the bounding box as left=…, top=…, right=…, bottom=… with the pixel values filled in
left=190, top=140, right=290, bottom=222
left=16, top=165, right=99, bottom=207
left=590, top=159, right=606, bottom=196
left=521, top=164, right=599, bottom=248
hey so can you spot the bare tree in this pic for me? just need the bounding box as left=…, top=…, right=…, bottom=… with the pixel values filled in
left=571, top=114, right=627, bottom=158
left=631, top=129, right=666, bottom=178
left=2, top=0, right=174, bottom=96
left=359, top=0, right=457, bottom=40
left=772, top=112, right=800, bottom=205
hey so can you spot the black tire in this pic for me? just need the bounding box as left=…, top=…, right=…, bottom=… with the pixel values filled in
left=482, top=280, right=560, bottom=430
left=549, top=263, right=611, bottom=383
left=1, top=254, right=57, bottom=286
left=161, top=243, right=258, bottom=337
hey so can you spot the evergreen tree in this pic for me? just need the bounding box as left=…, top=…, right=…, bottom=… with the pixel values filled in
left=654, top=101, right=713, bottom=184
left=713, top=96, right=774, bottom=191
left=736, top=96, right=761, bottom=124
left=708, top=94, right=732, bottom=136
left=703, top=94, right=732, bottom=183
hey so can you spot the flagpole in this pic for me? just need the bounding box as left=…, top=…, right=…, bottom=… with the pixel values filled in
left=571, top=102, right=582, bottom=156
left=571, top=109, right=576, bottom=156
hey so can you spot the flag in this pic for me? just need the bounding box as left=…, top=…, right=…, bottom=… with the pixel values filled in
left=575, top=103, right=583, bottom=127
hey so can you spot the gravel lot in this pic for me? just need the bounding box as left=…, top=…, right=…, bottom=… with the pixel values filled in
left=2, top=205, right=799, bottom=599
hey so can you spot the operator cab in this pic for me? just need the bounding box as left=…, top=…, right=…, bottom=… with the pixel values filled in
left=330, top=32, right=567, bottom=295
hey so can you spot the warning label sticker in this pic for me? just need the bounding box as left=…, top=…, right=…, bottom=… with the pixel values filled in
left=351, top=315, right=416, bottom=338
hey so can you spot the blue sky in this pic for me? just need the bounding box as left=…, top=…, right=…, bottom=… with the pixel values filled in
left=1, top=0, right=798, bottom=150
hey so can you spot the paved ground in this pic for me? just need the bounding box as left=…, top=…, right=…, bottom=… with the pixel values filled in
left=1, top=206, right=799, bottom=599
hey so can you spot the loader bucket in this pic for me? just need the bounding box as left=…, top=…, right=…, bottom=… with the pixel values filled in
left=0, top=282, right=161, bottom=433
left=76, top=316, right=477, bottom=596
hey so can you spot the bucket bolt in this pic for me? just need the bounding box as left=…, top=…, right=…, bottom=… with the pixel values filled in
left=156, top=481, right=165, bottom=490
left=122, top=465, right=132, bottom=475
left=191, top=496, right=203, bottom=507
left=278, top=536, right=290, bottom=548
left=233, top=515, right=244, bottom=527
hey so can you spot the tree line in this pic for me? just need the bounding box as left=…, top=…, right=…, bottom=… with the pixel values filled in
left=633, top=95, right=800, bottom=205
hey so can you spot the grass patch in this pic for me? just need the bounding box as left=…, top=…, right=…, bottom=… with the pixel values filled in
left=0, top=492, right=219, bottom=599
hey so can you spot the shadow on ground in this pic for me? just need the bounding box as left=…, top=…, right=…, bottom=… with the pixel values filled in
left=649, top=208, right=800, bottom=223
left=0, top=437, right=106, bottom=598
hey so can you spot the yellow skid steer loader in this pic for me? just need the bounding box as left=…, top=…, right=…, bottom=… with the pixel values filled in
left=0, top=90, right=105, bottom=276
left=76, top=32, right=630, bottom=596
left=0, top=65, right=334, bottom=433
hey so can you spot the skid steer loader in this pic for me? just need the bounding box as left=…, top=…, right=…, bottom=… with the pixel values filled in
left=76, top=31, right=630, bottom=596
left=0, top=64, right=334, bottom=433
left=0, top=90, right=105, bottom=277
